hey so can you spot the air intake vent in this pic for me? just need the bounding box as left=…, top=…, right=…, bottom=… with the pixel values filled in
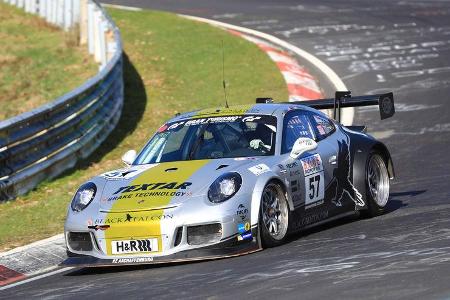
left=187, top=223, right=222, bottom=245
left=174, top=227, right=183, bottom=247
left=68, top=232, right=93, bottom=251
left=216, top=165, right=228, bottom=170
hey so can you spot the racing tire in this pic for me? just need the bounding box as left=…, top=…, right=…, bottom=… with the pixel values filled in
left=364, top=152, right=390, bottom=217
left=259, top=182, right=289, bottom=248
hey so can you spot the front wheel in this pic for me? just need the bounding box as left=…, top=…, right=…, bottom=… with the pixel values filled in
left=259, top=182, right=289, bottom=248
left=365, top=152, right=390, bottom=217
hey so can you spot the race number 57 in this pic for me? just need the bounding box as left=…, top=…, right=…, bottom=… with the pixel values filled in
left=305, top=171, right=324, bottom=205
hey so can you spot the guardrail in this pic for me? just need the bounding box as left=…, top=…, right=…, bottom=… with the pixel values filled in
left=0, top=0, right=124, bottom=201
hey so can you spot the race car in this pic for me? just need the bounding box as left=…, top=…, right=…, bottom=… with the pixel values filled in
left=63, top=91, right=395, bottom=266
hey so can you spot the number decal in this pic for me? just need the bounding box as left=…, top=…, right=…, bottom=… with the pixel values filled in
left=305, top=171, right=324, bottom=206
left=309, top=175, right=320, bottom=199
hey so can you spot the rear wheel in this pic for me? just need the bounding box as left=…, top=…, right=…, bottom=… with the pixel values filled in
left=365, top=152, right=390, bottom=217
left=259, top=182, right=289, bottom=247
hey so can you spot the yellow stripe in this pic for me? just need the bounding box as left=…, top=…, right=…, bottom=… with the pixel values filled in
left=193, top=104, right=254, bottom=118
left=104, top=160, right=210, bottom=255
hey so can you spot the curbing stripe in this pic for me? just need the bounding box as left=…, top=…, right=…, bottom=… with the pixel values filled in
left=0, top=265, right=26, bottom=287
left=179, top=14, right=353, bottom=126
left=227, top=28, right=324, bottom=102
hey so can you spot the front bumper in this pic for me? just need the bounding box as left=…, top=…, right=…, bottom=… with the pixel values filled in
left=61, top=227, right=261, bottom=267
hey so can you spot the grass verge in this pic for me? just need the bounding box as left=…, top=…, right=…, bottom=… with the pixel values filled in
left=0, top=2, right=97, bottom=120
left=0, top=7, right=288, bottom=251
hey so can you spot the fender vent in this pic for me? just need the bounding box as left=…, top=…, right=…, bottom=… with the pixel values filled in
left=216, top=165, right=228, bottom=170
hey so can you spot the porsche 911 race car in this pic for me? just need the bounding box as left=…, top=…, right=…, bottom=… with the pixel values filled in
left=63, top=91, right=395, bottom=266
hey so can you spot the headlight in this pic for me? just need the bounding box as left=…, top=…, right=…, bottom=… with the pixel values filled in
left=71, top=182, right=97, bottom=212
left=208, top=173, right=242, bottom=203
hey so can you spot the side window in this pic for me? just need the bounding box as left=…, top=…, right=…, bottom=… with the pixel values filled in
left=311, top=114, right=336, bottom=140
left=282, top=111, right=315, bottom=154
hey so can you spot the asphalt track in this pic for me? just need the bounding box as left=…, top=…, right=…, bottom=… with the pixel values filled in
left=3, top=1, right=450, bottom=299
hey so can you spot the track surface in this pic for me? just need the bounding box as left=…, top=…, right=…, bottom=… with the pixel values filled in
left=3, top=1, right=450, bottom=299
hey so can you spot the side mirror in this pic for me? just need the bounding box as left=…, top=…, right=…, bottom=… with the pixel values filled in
left=290, top=138, right=317, bottom=159
left=122, top=150, right=137, bottom=166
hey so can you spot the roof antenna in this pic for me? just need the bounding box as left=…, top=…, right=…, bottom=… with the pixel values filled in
left=222, top=40, right=229, bottom=108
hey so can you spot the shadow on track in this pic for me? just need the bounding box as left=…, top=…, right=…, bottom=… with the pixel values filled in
left=63, top=191, right=422, bottom=277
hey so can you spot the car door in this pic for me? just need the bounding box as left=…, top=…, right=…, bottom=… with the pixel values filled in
left=281, top=110, right=334, bottom=211
left=307, top=113, right=343, bottom=213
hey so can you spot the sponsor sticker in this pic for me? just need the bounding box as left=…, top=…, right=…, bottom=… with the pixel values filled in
left=242, top=116, right=262, bottom=122
left=236, top=204, right=248, bottom=221
left=95, top=213, right=173, bottom=224
left=101, top=169, right=144, bottom=180
left=237, top=231, right=252, bottom=241
left=112, top=238, right=159, bottom=255
left=234, top=157, right=257, bottom=161
left=112, top=257, right=154, bottom=264
left=238, top=222, right=251, bottom=233
left=300, top=154, right=323, bottom=176
left=248, top=164, right=270, bottom=176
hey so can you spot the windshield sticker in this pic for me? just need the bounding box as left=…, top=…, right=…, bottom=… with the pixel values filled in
left=248, top=164, right=270, bottom=176
left=161, top=115, right=276, bottom=132
left=242, top=116, right=261, bottom=122
left=185, top=116, right=241, bottom=126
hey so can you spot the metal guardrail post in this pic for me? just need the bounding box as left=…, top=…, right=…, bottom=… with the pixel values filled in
left=87, top=1, right=95, bottom=54
left=79, top=0, right=88, bottom=45
left=39, top=0, right=47, bottom=18
left=64, top=0, right=73, bottom=30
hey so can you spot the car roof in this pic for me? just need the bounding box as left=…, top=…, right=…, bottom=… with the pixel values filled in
left=167, top=103, right=320, bottom=123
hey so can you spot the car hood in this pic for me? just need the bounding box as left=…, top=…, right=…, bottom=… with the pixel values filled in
left=98, top=158, right=263, bottom=212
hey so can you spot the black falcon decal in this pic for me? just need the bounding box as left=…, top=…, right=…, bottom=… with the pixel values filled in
left=326, top=133, right=364, bottom=207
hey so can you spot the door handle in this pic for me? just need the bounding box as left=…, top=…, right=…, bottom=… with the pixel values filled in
left=329, top=155, right=337, bottom=165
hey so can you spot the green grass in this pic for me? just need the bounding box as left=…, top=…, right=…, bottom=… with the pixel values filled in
left=0, top=3, right=97, bottom=120
left=0, top=8, right=288, bottom=251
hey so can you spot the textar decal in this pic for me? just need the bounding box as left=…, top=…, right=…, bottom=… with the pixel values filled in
left=236, top=204, right=248, bottom=221
left=113, top=182, right=192, bottom=194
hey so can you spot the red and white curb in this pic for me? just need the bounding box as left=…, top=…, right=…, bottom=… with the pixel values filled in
left=227, top=29, right=323, bottom=101
left=0, top=234, right=67, bottom=289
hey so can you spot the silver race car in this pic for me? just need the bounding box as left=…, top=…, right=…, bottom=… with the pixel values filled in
left=63, top=91, right=395, bottom=266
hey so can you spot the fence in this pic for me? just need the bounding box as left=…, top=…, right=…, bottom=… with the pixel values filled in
left=0, top=0, right=124, bottom=201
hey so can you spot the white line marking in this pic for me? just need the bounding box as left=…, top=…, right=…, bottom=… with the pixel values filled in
left=179, top=14, right=353, bottom=126
left=0, top=267, right=74, bottom=291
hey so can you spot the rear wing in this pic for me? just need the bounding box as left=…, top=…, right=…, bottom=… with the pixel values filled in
left=280, top=91, right=395, bottom=123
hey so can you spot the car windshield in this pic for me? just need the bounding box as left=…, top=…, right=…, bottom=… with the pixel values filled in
left=134, top=115, right=277, bottom=164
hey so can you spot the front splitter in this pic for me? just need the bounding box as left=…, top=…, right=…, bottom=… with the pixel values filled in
left=61, top=237, right=261, bottom=267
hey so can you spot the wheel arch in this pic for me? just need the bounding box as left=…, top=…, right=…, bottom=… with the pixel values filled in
left=250, top=174, right=292, bottom=227
left=351, top=138, right=394, bottom=210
